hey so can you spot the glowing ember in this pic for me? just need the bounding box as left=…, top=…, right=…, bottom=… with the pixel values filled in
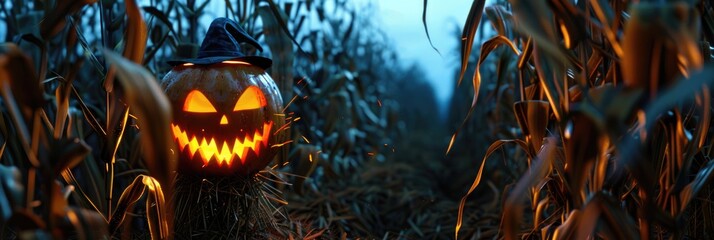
left=171, top=122, right=273, bottom=166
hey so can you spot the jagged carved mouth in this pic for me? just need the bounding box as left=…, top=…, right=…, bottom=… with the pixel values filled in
left=170, top=122, right=273, bottom=166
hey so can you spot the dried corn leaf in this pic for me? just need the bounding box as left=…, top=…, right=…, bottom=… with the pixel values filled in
left=421, top=0, right=441, bottom=55
left=679, top=160, right=714, bottom=213
left=455, top=139, right=529, bottom=238
left=575, top=193, right=638, bottom=239
left=102, top=50, right=175, bottom=210
left=109, top=176, right=146, bottom=235
left=503, top=138, right=555, bottom=239
left=456, top=0, right=487, bottom=86
left=513, top=100, right=550, bottom=154
left=40, top=0, right=97, bottom=39
left=448, top=35, right=520, bottom=155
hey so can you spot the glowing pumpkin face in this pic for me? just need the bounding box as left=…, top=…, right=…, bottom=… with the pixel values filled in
left=161, top=61, right=285, bottom=176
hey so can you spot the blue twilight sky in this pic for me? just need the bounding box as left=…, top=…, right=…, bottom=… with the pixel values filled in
left=375, top=0, right=476, bottom=107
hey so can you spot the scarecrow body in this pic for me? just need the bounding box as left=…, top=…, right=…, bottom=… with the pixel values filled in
left=161, top=18, right=286, bottom=239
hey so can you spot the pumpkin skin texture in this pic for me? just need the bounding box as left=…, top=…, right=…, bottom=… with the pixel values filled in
left=161, top=62, right=285, bottom=176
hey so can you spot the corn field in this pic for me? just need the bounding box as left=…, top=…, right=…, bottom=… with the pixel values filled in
left=0, top=0, right=714, bottom=239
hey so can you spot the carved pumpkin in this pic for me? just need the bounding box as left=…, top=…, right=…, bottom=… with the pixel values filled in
left=161, top=18, right=285, bottom=176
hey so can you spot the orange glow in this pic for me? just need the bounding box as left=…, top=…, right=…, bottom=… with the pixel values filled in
left=271, top=140, right=293, bottom=148
left=221, top=60, right=250, bottom=65
left=559, top=22, right=571, bottom=49
left=446, top=134, right=456, bottom=155
left=171, top=122, right=273, bottom=166
left=184, top=90, right=217, bottom=113
left=220, top=115, right=228, bottom=125
left=234, top=86, right=267, bottom=111
left=182, top=63, right=194, bottom=67
left=282, top=95, right=298, bottom=112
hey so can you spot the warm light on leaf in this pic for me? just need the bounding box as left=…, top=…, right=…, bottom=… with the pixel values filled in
left=446, top=134, right=456, bottom=155
left=559, top=21, right=571, bottom=49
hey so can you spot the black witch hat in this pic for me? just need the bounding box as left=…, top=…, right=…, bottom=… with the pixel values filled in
left=167, top=17, right=271, bottom=69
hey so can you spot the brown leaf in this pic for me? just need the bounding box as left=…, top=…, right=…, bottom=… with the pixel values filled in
left=104, top=0, right=148, bottom=93
left=622, top=2, right=703, bottom=99
left=123, top=0, right=148, bottom=64
left=102, top=50, right=175, bottom=226
left=40, top=0, right=97, bottom=39
left=61, top=207, right=109, bottom=240
left=112, top=176, right=170, bottom=239
left=448, top=35, right=520, bottom=155
left=143, top=176, right=169, bottom=239
left=575, top=193, right=639, bottom=239
left=456, top=0, right=487, bottom=86
left=0, top=43, right=44, bottom=115
left=421, top=0, right=441, bottom=55
left=503, top=137, right=556, bottom=239
left=109, top=175, right=147, bottom=235
left=455, top=139, right=530, bottom=238
left=0, top=43, right=43, bottom=167
left=51, top=138, right=91, bottom=177
left=513, top=100, right=550, bottom=153
left=563, top=112, right=600, bottom=205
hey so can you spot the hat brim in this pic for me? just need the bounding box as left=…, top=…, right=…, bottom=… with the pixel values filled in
left=167, top=55, right=272, bottom=69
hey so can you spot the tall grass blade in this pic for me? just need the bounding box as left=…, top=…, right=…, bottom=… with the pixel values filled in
left=503, top=137, right=555, bottom=239
left=109, top=175, right=147, bottom=235
left=621, top=2, right=702, bottom=98
left=51, top=138, right=91, bottom=177
left=513, top=100, right=550, bottom=154
left=421, top=0, right=441, bottom=56
left=40, top=0, right=97, bottom=39
left=142, top=6, right=178, bottom=38
left=456, top=0, right=487, bottom=86
left=455, top=139, right=529, bottom=238
left=143, top=176, right=169, bottom=239
left=575, top=193, right=639, bottom=239
left=448, top=35, right=520, bottom=155
left=0, top=43, right=43, bottom=167
left=65, top=207, right=109, bottom=240
left=102, top=50, right=175, bottom=237
left=679, top=160, right=714, bottom=212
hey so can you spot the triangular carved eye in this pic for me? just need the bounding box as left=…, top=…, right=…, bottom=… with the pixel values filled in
left=234, top=86, right=266, bottom=111
left=184, top=90, right=217, bottom=113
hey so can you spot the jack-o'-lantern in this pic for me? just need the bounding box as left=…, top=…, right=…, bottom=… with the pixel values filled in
left=161, top=18, right=285, bottom=176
